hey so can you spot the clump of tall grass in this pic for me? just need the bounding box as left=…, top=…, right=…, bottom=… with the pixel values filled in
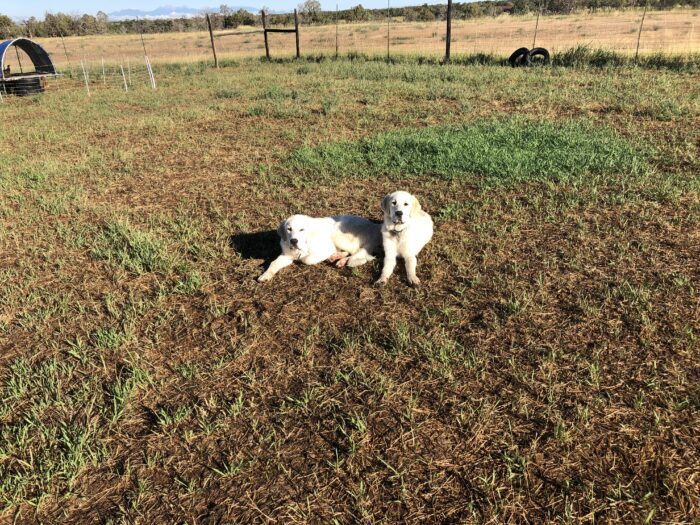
left=553, top=45, right=700, bottom=71
left=262, top=46, right=699, bottom=72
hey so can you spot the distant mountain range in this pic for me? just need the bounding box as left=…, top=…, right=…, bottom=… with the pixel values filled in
left=107, top=5, right=282, bottom=21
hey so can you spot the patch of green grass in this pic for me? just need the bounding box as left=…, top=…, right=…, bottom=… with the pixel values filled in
left=257, top=84, right=297, bottom=100
left=0, top=357, right=108, bottom=506
left=108, top=364, right=150, bottom=423
left=155, top=404, right=193, bottom=430
left=247, top=104, right=265, bottom=116
left=288, top=117, right=651, bottom=183
left=91, top=325, right=133, bottom=350
left=90, top=220, right=174, bottom=275
left=214, top=88, right=242, bottom=99
left=173, top=269, right=204, bottom=294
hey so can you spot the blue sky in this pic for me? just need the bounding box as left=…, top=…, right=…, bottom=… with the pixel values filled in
left=6, top=1, right=446, bottom=20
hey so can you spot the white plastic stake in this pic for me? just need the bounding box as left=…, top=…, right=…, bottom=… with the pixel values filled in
left=144, top=55, right=156, bottom=90
left=149, top=56, right=157, bottom=89
left=80, top=60, right=90, bottom=96
left=120, top=64, right=128, bottom=92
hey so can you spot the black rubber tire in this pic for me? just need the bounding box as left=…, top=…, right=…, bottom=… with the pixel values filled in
left=508, top=47, right=531, bottom=68
left=529, top=47, right=550, bottom=66
left=2, top=77, right=44, bottom=97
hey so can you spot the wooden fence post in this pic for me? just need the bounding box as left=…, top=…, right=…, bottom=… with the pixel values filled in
left=445, top=0, right=452, bottom=63
left=294, top=9, right=300, bottom=59
left=206, top=13, right=219, bottom=68
left=261, top=10, right=270, bottom=60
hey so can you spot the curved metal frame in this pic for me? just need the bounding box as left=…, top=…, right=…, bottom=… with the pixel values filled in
left=0, top=38, right=57, bottom=80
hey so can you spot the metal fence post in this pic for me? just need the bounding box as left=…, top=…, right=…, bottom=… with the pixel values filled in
left=60, top=34, right=73, bottom=77
left=635, top=4, right=648, bottom=61
left=387, top=0, right=391, bottom=60
left=533, top=5, right=541, bottom=49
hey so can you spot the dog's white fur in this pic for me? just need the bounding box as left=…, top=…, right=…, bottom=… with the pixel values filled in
left=376, top=191, right=433, bottom=287
left=258, top=214, right=381, bottom=282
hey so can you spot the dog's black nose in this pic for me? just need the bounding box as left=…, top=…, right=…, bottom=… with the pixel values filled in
left=290, top=238, right=298, bottom=246
left=395, top=210, right=403, bottom=217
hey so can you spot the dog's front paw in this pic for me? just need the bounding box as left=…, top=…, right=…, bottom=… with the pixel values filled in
left=328, top=251, right=348, bottom=263
left=257, top=273, right=272, bottom=283
left=335, top=256, right=350, bottom=268
left=408, top=277, right=421, bottom=288
left=375, top=277, right=389, bottom=286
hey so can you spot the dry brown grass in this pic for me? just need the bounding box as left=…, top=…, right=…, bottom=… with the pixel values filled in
left=0, top=58, right=699, bottom=523
left=10, top=8, right=699, bottom=71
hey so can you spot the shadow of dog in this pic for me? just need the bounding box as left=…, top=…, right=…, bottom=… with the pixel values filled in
left=229, top=230, right=280, bottom=266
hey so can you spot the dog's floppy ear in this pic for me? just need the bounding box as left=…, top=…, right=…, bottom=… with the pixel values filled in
left=277, top=219, right=287, bottom=240
left=381, top=194, right=391, bottom=213
left=410, top=195, right=422, bottom=217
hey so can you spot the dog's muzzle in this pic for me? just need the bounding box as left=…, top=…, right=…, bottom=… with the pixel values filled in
left=288, top=244, right=304, bottom=260
left=389, top=222, right=407, bottom=234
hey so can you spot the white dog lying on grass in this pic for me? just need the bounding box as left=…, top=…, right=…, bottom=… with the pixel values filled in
left=375, top=190, right=434, bottom=287
left=257, top=214, right=382, bottom=282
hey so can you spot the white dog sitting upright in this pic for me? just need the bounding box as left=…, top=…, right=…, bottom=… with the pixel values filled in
left=257, top=214, right=381, bottom=282
left=376, top=191, right=433, bottom=287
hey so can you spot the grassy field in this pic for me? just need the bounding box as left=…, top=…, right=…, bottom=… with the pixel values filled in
left=1, top=57, right=699, bottom=523
left=14, top=8, right=700, bottom=70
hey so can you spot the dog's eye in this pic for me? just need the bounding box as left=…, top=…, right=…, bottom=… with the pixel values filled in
left=299, top=228, right=304, bottom=232
left=392, top=200, right=397, bottom=205
left=287, top=227, right=292, bottom=231
left=404, top=202, right=409, bottom=206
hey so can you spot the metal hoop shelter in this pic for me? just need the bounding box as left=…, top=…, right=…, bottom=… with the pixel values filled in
left=0, top=38, right=58, bottom=96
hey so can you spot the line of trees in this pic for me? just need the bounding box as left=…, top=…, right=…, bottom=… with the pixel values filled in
left=1, top=12, right=212, bottom=38
left=2, top=0, right=699, bottom=39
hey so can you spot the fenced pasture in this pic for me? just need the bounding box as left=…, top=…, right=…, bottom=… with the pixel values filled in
left=19, top=7, right=700, bottom=70
left=0, top=55, right=698, bottom=523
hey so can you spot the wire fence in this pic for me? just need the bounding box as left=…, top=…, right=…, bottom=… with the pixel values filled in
left=1, top=6, right=698, bottom=102
left=0, top=58, right=156, bottom=102
left=267, top=7, right=699, bottom=57
left=20, top=7, right=700, bottom=65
